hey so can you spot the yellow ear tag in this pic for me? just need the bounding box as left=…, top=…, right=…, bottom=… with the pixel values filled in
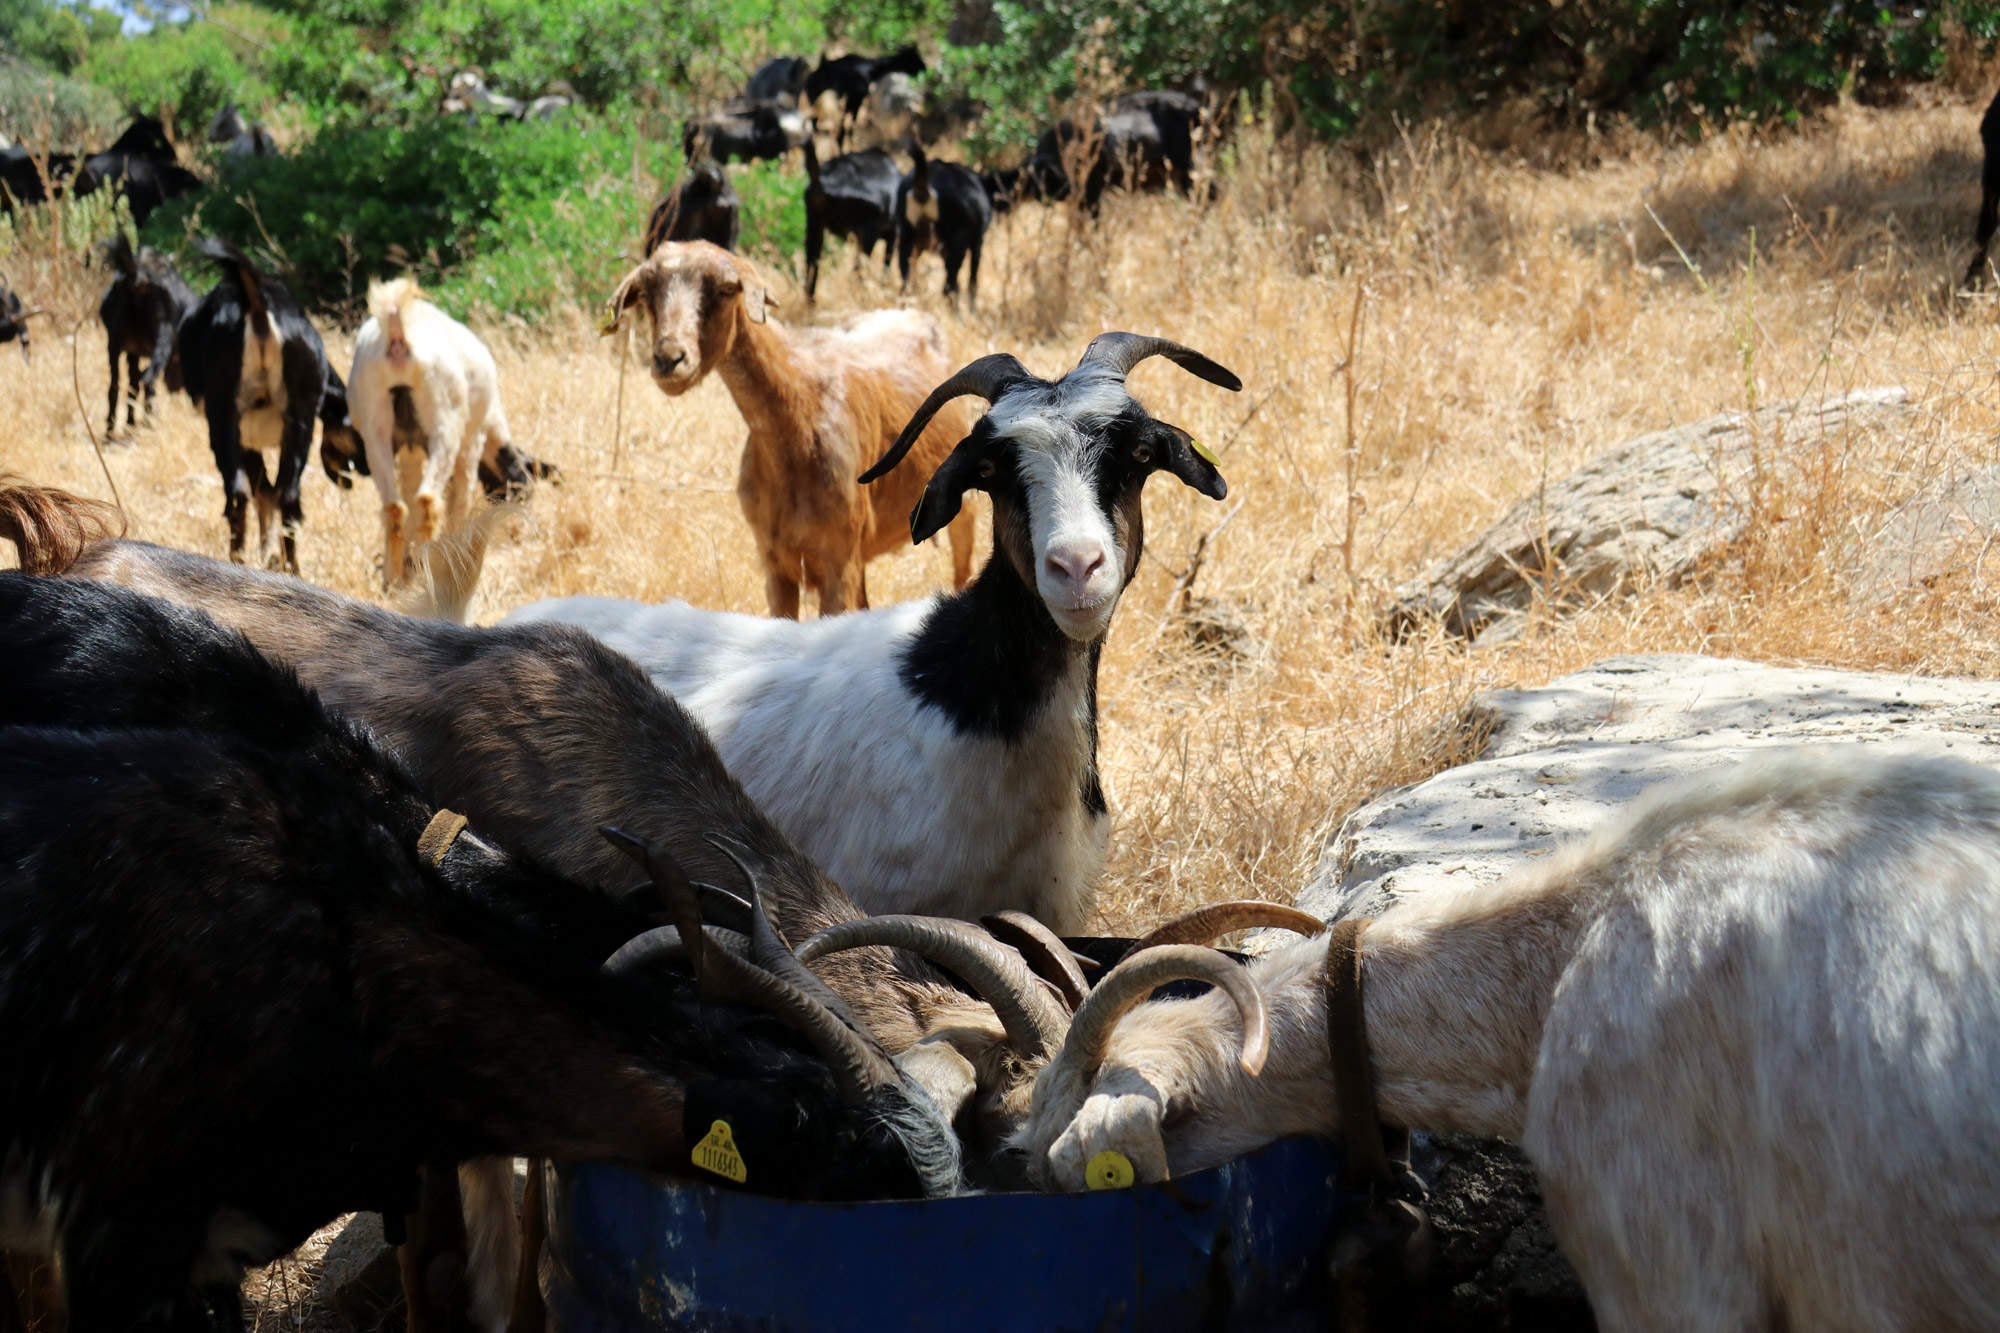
left=1189, top=437, right=1221, bottom=468
left=597, top=308, right=621, bottom=337
left=1085, top=1150, right=1135, bottom=1191
left=692, top=1119, right=748, bottom=1184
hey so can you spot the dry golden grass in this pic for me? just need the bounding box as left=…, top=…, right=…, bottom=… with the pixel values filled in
left=9, top=96, right=2000, bottom=952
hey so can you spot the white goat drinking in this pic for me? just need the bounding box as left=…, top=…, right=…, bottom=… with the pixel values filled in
left=505, top=334, right=1241, bottom=931
left=1013, top=749, right=2000, bottom=1331
left=347, top=279, right=516, bottom=587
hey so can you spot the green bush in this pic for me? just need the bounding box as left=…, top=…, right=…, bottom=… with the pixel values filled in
left=144, top=118, right=809, bottom=320
left=949, top=0, right=2000, bottom=154
left=82, top=10, right=277, bottom=134
left=0, top=54, right=120, bottom=145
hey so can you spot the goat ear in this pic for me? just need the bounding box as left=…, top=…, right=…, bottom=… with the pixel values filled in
left=910, top=450, right=978, bottom=544
left=602, top=263, right=651, bottom=336
left=737, top=267, right=773, bottom=325
left=1154, top=422, right=1227, bottom=501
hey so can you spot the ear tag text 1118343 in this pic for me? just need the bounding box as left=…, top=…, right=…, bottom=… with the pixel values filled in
left=693, top=1119, right=748, bottom=1184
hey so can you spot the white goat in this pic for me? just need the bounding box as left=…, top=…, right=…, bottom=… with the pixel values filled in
left=347, top=279, right=514, bottom=587
left=1013, top=749, right=2000, bottom=1331
left=506, top=333, right=1241, bottom=932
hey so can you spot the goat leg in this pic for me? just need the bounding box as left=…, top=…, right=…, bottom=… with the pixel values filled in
left=399, top=1162, right=473, bottom=1333
left=126, top=352, right=142, bottom=426
left=507, top=1162, right=548, bottom=1333
left=103, top=345, right=121, bottom=441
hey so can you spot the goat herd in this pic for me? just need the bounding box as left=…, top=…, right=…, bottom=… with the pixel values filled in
left=2, top=67, right=1999, bottom=1333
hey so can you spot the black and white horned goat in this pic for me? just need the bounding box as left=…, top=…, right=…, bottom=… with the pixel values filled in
left=507, top=333, right=1241, bottom=934
left=0, top=570, right=963, bottom=1329
left=177, top=238, right=333, bottom=572
left=97, top=232, right=194, bottom=438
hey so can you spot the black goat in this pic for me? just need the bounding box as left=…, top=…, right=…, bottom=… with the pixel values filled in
left=0, top=571, right=960, bottom=1329
left=747, top=56, right=810, bottom=103
left=0, top=144, right=75, bottom=212
left=645, top=144, right=741, bottom=253
left=896, top=144, right=991, bottom=304
left=97, top=233, right=194, bottom=438
left=73, top=115, right=202, bottom=226
left=1969, top=86, right=2000, bottom=287
left=681, top=97, right=804, bottom=165
left=177, top=238, right=329, bottom=572
left=206, top=104, right=277, bottom=158
left=1031, top=90, right=1203, bottom=215
left=0, top=279, right=43, bottom=361
left=805, top=45, right=926, bottom=153
left=803, top=138, right=901, bottom=301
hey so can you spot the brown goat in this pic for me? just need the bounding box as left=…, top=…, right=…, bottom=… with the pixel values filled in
left=606, top=241, right=974, bottom=617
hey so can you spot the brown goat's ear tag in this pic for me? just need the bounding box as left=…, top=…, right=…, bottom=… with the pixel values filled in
left=1086, top=1150, right=1135, bottom=1191
left=597, top=307, right=622, bottom=337
left=693, top=1119, right=748, bottom=1183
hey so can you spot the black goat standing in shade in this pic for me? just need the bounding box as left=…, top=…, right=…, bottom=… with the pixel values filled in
left=0, top=571, right=961, bottom=1332
left=746, top=56, right=809, bottom=104
left=177, top=238, right=329, bottom=572
left=803, top=138, right=901, bottom=301
left=0, top=145, right=75, bottom=212
left=73, top=115, right=202, bottom=226
left=98, top=233, right=194, bottom=439
left=896, top=143, right=992, bottom=304
left=646, top=134, right=742, bottom=253
left=1969, top=86, right=2000, bottom=288
left=806, top=45, right=926, bottom=152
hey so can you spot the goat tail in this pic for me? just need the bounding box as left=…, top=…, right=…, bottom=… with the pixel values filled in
left=398, top=503, right=519, bottom=623
left=0, top=474, right=126, bottom=576
left=196, top=237, right=267, bottom=322
left=368, top=276, right=422, bottom=348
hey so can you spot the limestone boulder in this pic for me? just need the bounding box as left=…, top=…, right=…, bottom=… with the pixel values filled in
left=1391, top=388, right=1914, bottom=642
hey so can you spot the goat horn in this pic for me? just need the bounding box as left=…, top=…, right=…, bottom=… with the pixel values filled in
left=856, top=352, right=1037, bottom=484
left=1043, top=945, right=1269, bottom=1094
left=980, top=911, right=1089, bottom=1012
left=797, top=915, right=1070, bottom=1061
left=602, top=923, right=750, bottom=975
left=600, top=826, right=713, bottom=996
left=693, top=881, right=755, bottom=935
left=696, top=925, right=902, bottom=1106
left=705, top=833, right=867, bottom=1035
left=1121, top=901, right=1326, bottom=961
left=1070, top=332, right=1242, bottom=393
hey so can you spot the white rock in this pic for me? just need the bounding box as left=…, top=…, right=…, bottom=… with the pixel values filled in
left=1293, top=652, right=2000, bottom=926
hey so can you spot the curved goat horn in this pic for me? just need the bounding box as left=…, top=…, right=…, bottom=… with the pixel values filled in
left=1121, top=901, right=1325, bottom=962
left=601, top=825, right=712, bottom=993
left=696, top=925, right=903, bottom=1106
left=705, top=833, right=867, bottom=1034
left=1042, top=945, right=1269, bottom=1094
left=1071, top=332, right=1242, bottom=393
left=601, top=923, right=750, bottom=976
left=856, top=352, right=1037, bottom=484
left=797, top=915, right=1071, bottom=1061
left=981, top=911, right=1090, bottom=1012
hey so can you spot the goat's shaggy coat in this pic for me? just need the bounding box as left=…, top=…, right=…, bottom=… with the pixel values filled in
left=1015, top=751, right=2000, bottom=1331
left=347, top=279, right=519, bottom=587
left=0, top=571, right=963, bottom=1328
left=607, top=241, right=974, bottom=616
left=177, top=239, right=332, bottom=573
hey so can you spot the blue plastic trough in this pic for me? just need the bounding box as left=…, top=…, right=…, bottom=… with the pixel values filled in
left=540, top=1135, right=1359, bottom=1332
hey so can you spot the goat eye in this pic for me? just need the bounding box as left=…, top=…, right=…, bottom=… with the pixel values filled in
left=976, top=458, right=997, bottom=480
left=1131, top=444, right=1153, bottom=464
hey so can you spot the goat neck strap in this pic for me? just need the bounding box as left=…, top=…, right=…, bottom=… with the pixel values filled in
left=1326, top=917, right=1398, bottom=1194
left=417, top=809, right=469, bottom=866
